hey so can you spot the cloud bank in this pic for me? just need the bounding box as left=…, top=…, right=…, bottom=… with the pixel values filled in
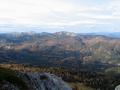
left=0, top=0, right=120, bottom=32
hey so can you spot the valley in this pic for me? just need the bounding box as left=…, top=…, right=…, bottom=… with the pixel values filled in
left=0, top=32, right=120, bottom=90
left=0, top=32, right=120, bottom=71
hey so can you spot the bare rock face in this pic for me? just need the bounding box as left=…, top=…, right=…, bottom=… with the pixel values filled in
left=0, top=72, right=72, bottom=90
left=19, top=72, right=72, bottom=90
left=115, top=85, right=120, bottom=90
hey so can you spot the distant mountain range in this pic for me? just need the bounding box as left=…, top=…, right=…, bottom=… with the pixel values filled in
left=80, top=32, right=120, bottom=38
left=1, top=31, right=120, bottom=37
left=0, top=31, right=120, bottom=71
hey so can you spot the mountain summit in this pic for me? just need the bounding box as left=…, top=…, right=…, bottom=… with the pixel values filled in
left=55, top=31, right=76, bottom=37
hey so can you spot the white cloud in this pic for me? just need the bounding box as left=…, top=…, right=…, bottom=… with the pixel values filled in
left=0, top=0, right=119, bottom=31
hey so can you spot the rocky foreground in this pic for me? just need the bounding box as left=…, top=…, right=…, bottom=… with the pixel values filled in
left=115, top=85, right=120, bottom=90
left=0, top=72, right=72, bottom=90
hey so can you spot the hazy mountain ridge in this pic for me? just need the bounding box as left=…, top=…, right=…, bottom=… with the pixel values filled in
left=0, top=32, right=120, bottom=71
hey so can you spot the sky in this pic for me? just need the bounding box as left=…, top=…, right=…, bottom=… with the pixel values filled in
left=0, top=0, right=120, bottom=33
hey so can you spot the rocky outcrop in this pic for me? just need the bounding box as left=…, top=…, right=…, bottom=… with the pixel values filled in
left=0, top=72, right=72, bottom=90
left=19, top=72, right=72, bottom=90
left=115, top=85, right=120, bottom=90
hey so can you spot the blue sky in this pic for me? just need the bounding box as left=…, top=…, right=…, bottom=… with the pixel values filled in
left=0, top=0, right=120, bottom=33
